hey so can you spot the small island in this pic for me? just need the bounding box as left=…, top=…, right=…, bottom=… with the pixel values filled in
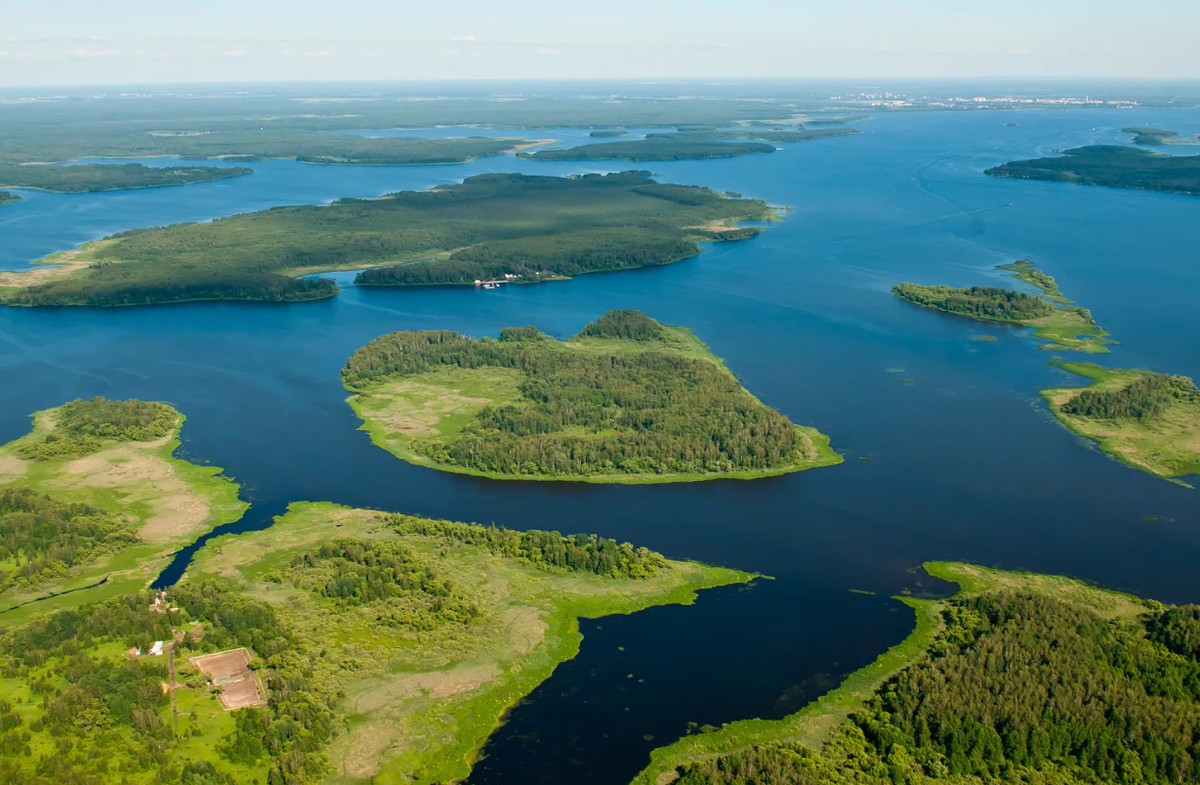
left=1, top=171, right=772, bottom=307
left=0, top=162, right=253, bottom=193
left=0, top=190, right=21, bottom=206
left=343, top=310, right=841, bottom=482
left=634, top=561, right=1200, bottom=785
left=0, top=397, right=245, bottom=619
left=985, top=145, right=1200, bottom=196
left=1123, top=126, right=1200, bottom=146
left=590, top=129, right=629, bottom=138
left=1042, top=363, right=1200, bottom=484
left=892, top=260, right=1113, bottom=353
left=520, top=127, right=858, bottom=162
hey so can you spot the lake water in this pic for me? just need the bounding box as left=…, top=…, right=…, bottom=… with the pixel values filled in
left=2, top=108, right=1199, bottom=784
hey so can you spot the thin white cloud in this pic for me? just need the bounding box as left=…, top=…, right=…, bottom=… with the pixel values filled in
left=535, top=47, right=558, bottom=56
left=452, top=35, right=478, bottom=42
left=73, top=48, right=120, bottom=58
left=303, top=50, right=333, bottom=57
left=221, top=49, right=247, bottom=57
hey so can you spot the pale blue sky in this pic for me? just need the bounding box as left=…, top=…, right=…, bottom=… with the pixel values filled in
left=2, top=0, right=1197, bottom=85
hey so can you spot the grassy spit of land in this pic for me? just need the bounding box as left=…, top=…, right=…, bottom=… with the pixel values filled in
left=0, top=171, right=773, bottom=307
left=520, top=126, right=858, bottom=162
left=633, top=560, right=1197, bottom=785
left=985, top=144, right=1200, bottom=196
left=182, top=501, right=754, bottom=785
left=343, top=310, right=842, bottom=483
left=1041, top=362, right=1200, bottom=485
left=0, top=397, right=246, bottom=623
left=1124, top=127, right=1200, bottom=146
left=892, top=260, right=1113, bottom=353
left=0, top=162, right=253, bottom=193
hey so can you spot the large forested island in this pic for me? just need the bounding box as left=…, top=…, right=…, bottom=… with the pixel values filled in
left=0, top=397, right=245, bottom=619
left=343, top=310, right=841, bottom=482
left=521, top=127, right=857, bottom=162
left=892, top=261, right=1113, bottom=353
left=985, top=145, right=1200, bottom=195
left=634, top=561, right=1200, bottom=785
left=0, top=162, right=253, bottom=193
left=1042, top=363, right=1200, bottom=484
left=0, top=171, right=771, bottom=307
left=0, top=497, right=749, bottom=785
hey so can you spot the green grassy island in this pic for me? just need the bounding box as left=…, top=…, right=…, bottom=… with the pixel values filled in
left=892, top=261, right=1113, bottom=353
left=520, top=127, right=857, bottom=162
left=0, top=397, right=246, bottom=622
left=343, top=310, right=841, bottom=483
left=0, top=190, right=21, bottom=206
left=634, top=561, right=1200, bottom=785
left=0, top=500, right=751, bottom=785
left=0, top=162, right=253, bottom=193
left=1123, top=127, right=1200, bottom=146
left=0, top=171, right=772, bottom=307
left=1042, top=363, right=1200, bottom=484
left=984, top=145, right=1200, bottom=196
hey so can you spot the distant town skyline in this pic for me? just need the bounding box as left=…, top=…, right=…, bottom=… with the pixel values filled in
left=3, top=0, right=1199, bottom=86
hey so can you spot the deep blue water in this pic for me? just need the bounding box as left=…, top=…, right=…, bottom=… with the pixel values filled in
left=2, top=108, right=1199, bottom=785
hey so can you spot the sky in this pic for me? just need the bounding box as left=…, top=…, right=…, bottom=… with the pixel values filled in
left=2, top=0, right=1198, bottom=86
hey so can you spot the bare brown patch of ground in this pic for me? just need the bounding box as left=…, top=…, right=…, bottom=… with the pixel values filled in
left=0, top=454, right=27, bottom=482
left=0, top=240, right=115, bottom=287
left=191, top=648, right=264, bottom=710
left=375, top=382, right=491, bottom=436
left=503, top=606, right=547, bottom=655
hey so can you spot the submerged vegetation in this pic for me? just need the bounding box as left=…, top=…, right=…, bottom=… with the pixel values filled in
left=892, top=261, right=1113, bottom=353
left=1042, top=363, right=1200, bottom=483
left=2, top=171, right=770, bottom=307
left=0, top=162, right=252, bottom=193
left=521, top=126, right=857, bottom=162
left=985, top=145, right=1200, bottom=196
left=635, top=561, right=1200, bottom=785
left=343, top=310, right=840, bottom=482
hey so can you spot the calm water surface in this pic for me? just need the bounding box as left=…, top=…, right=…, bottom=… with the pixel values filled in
left=1, top=108, right=1199, bottom=785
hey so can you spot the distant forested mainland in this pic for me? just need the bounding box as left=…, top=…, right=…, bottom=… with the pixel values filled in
left=0, top=190, right=21, bottom=205
left=343, top=310, right=840, bottom=482
left=985, top=145, right=1200, bottom=195
left=521, top=127, right=858, bottom=162
left=635, top=561, right=1200, bottom=785
left=0, top=163, right=252, bottom=193
left=1, top=171, right=770, bottom=307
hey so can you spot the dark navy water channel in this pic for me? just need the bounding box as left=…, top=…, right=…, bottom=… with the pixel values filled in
left=2, top=109, right=1199, bottom=784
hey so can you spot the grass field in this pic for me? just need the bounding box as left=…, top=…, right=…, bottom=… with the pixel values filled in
left=0, top=402, right=247, bottom=623
left=1041, top=362, right=1200, bottom=485
left=629, top=561, right=1153, bottom=785
left=185, top=501, right=754, bottom=785
left=999, top=260, right=1114, bottom=353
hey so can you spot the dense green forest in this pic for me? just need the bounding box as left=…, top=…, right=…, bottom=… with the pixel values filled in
left=0, top=163, right=251, bottom=193
left=0, top=191, right=21, bottom=205
left=1060, top=372, right=1200, bottom=421
left=891, top=283, right=1055, bottom=322
left=0, top=488, right=137, bottom=595
left=0, top=93, right=798, bottom=166
left=387, top=513, right=669, bottom=578
left=344, top=310, right=829, bottom=479
left=520, top=127, right=856, bottom=162
left=658, top=569, right=1200, bottom=785
left=4, top=172, right=768, bottom=306
left=16, top=397, right=178, bottom=460
left=985, top=145, right=1200, bottom=195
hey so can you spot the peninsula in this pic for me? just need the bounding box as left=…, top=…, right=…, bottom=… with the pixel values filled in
left=892, top=260, right=1113, bottom=353
left=1124, top=126, right=1200, bottom=146
left=0, top=162, right=253, bottom=193
left=0, top=397, right=246, bottom=621
left=0, top=500, right=751, bottom=785
left=521, top=126, right=857, bottom=162
left=0, top=171, right=771, bottom=307
left=1042, top=363, right=1200, bottom=484
left=634, top=561, right=1200, bottom=785
left=984, top=145, right=1200, bottom=196
left=342, top=310, right=841, bottom=482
